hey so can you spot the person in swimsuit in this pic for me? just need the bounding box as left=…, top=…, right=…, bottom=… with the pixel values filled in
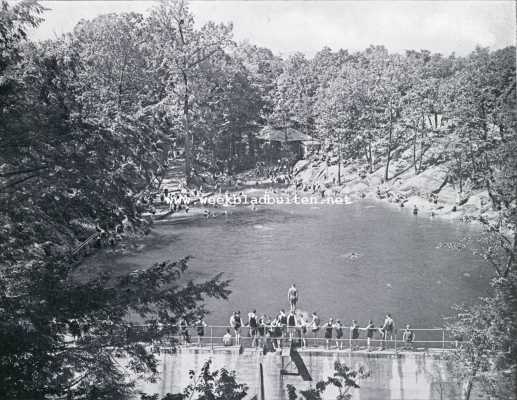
left=258, top=315, right=267, bottom=347
left=195, top=318, right=207, bottom=346
left=365, top=320, right=375, bottom=351
left=287, top=284, right=298, bottom=312
left=381, top=314, right=395, bottom=349
left=334, top=319, right=344, bottom=349
left=287, top=310, right=297, bottom=342
left=350, top=320, right=360, bottom=350
left=248, top=310, right=258, bottom=347
left=299, top=317, right=308, bottom=348
left=278, top=309, right=287, bottom=346
left=402, top=324, right=415, bottom=350
left=222, top=328, right=232, bottom=346
left=179, top=318, right=190, bottom=345
left=266, top=315, right=276, bottom=351
left=311, top=312, right=320, bottom=346
left=324, top=318, right=334, bottom=349
left=229, top=311, right=242, bottom=345
left=270, top=319, right=280, bottom=350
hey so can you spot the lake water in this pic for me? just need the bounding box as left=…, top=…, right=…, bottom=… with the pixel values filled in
left=92, top=200, right=489, bottom=330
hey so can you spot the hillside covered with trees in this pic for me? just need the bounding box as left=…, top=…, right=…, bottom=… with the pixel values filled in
left=1, top=0, right=515, bottom=399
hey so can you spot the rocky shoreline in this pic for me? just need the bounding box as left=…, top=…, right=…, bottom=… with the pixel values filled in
left=149, top=155, right=506, bottom=236
left=290, top=158, right=501, bottom=228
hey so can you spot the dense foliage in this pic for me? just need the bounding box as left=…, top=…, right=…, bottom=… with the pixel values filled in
left=286, top=361, right=369, bottom=400
left=446, top=273, right=516, bottom=400
left=1, top=1, right=232, bottom=398
left=1, top=0, right=515, bottom=398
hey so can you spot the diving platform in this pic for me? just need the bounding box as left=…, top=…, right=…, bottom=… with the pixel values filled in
left=139, top=344, right=461, bottom=400
left=171, top=344, right=452, bottom=359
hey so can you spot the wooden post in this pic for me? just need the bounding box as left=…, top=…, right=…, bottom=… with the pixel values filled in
left=210, top=327, right=213, bottom=351
left=442, top=329, right=445, bottom=351
left=259, top=363, right=265, bottom=400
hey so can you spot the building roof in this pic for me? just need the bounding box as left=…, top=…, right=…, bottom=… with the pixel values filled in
left=256, top=126, right=317, bottom=143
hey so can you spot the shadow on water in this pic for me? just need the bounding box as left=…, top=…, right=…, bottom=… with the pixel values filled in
left=79, top=230, right=183, bottom=277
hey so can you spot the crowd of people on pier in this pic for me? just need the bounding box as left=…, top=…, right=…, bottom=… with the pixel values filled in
left=178, top=284, right=417, bottom=352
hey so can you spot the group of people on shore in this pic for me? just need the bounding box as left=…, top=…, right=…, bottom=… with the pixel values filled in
left=222, top=284, right=416, bottom=351
left=254, top=160, right=293, bottom=184
left=159, top=187, right=195, bottom=213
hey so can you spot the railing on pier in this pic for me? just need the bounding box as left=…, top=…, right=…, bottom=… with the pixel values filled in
left=128, top=324, right=459, bottom=353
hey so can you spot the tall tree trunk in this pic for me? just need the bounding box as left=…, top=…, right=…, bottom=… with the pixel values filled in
left=413, top=126, right=418, bottom=174
left=384, top=108, right=393, bottom=181
left=464, top=378, right=473, bottom=400
left=458, top=156, right=463, bottom=194
left=464, top=362, right=480, bottom=400
left=178, top=19, right=192, bottom=185
left=117, top=52, right=128, bottom=111
left=368, top=140, right=373, bottom=174
left=337, top=131, right=342, bottom=185
left=364, top=144, right=371, bottom=173
left=229, top=134, right=235, bottom=174
left=418, top=120, right=425, bottom=172
left=182, top=71, right=191, bottom=185
left=247, top=132, right=255, bottom=166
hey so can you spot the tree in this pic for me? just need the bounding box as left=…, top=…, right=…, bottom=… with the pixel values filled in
left=141, top=359, right=248, bottom=400
left=443, top=125, right=516, bottom=400
left=145, top=0, right=233, bottom=184
left=270, top=53, right=317, bottom=134
left=446, top=47, right=516, bottom=205
left=0, top=0, right=44, bottom=74
left=234, top=42, right=283, bottom=122
left=286, top=361, right=369, bottom=400
left=0, top=254, right=231, bottom=399
left=0, top=2, right=233, bottom=398
left=0, top=36, right=165, bottom=258
left=445, top=273, right=516, bottom=400
left=314, top=64, right=362, bottom=183
left=401, top=50, right=452, bottom=174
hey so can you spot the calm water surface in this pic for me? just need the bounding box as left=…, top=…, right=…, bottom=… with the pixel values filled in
left=93, top=200, right=489, bottom=329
